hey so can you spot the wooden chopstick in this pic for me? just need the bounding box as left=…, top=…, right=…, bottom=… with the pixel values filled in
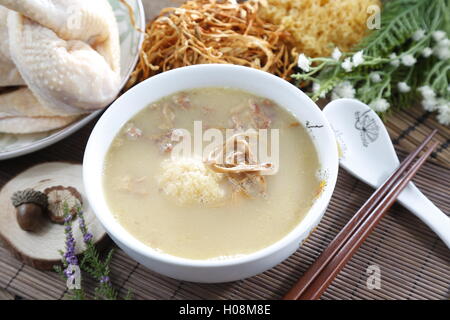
left=284, top=130, right=439, bottom=300
left=297, top=140, right=439, bottom=300
left=284, top=129, right=438, bottom=300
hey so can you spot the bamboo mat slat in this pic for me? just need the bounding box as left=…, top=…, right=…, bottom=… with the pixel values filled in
left=0, top=104, right=449, bottom=300
left=0, top=289, right=14, bottom=300
left=388, top=105, right=450, bottom=166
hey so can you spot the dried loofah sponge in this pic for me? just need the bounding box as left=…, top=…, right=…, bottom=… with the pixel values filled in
left=259, top=0, right=381, bottom=57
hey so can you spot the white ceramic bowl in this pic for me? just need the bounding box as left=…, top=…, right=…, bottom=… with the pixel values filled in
left=83, top=64, right=339, bottom=283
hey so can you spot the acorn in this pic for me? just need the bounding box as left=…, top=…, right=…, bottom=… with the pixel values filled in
left=11, top=189, right=48, bottom=232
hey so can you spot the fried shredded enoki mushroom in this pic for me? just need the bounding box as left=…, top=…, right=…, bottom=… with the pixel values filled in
left=207, top=132, right=273, bottom=174
left=118, top=0, right=143, bottom=32
left=126, top=0, right=297, bottom=89
left=206, top=131, right=272, bottom=199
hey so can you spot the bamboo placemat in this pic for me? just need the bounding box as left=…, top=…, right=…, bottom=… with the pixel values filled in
left=0, top=104, right=449, bottom=300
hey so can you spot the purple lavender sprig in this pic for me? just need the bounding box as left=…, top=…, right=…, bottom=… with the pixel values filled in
left=63, top=216, right=78, bottom=266
left=55, top=204, right=127, bottom=300
left=77, top=208, right=119, bottom=300
left=53, top=204, right=85, bottom=300
left=77, top=210, right=93, bottom=244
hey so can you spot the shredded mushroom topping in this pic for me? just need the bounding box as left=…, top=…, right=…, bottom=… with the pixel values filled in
left=206, top=132, right=273, bottom=199
left=126, top=0, right=297, bottom=89
left=207, top=132, right=273, bottom=174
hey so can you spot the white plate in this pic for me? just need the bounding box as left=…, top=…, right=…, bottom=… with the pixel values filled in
left=0, top=0, right=146, bottom=160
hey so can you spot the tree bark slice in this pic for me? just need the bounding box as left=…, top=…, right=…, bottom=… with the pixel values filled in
left=0, top=162, right=107, bottom=270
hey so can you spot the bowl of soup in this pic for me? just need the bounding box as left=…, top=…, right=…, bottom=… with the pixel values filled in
left=83, top=64, right=338, bottom=283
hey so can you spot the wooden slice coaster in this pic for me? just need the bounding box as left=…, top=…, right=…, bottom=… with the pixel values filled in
left=0, top=162, right=107, bottom=270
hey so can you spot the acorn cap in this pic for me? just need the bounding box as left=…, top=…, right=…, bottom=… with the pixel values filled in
left=11, top=189, right=48, bottom=209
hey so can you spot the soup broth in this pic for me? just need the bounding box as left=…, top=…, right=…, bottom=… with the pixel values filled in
left=103, top=88, right=321, bottom=260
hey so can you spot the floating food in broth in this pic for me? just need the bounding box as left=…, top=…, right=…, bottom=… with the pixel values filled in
left=103, top=88, right=321, bottom=260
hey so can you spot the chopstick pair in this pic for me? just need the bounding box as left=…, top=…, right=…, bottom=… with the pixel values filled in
left=284, top=129, right=439, bottom=300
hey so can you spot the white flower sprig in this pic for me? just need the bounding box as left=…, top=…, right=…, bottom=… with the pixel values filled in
left=331, top=81, right=356, bottom=100
left=292, top=20, right=450, bottom=126
left=437, top=104, right=450, bottom=126
left=297, top=53, right=311, bottom=72
left=412, top=29, right=426, bottom=41
left=332, top=47, right=342, bottom=61
left=401, top=54, right=417, bottom=66
left=433, top=40, right=450, bottom=60
left=398, top=82, right=411, bottom=93
left=422, top=47, right=433, bottom=57
left=432, top=30, right=447, bottom=42
left=370, top=72, right=382, bottom=83
left=340, top=50, right=365, bottom=72
left=312, top=82, right=326, bottom=98
left=370, top=99, right=390, bottom=112
left=389, top=53, right=400, bottom=67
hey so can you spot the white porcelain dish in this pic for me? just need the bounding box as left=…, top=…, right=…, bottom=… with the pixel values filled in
left=83, top=64, right=339, bottom=283
left=0, top=0, right=146, bottom=160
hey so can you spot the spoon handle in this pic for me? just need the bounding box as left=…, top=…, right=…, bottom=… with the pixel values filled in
left=397, top=183, right=450, bottom=248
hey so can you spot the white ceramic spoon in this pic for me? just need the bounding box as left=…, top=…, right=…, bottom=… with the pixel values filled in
left=323, top=98, right=450, bottom=248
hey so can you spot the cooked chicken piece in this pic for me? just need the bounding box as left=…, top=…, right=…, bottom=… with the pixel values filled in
left=172, top=92, right=191, bottom=109
left=248, top=99, right=273, bottom=129
left=0, top=0, right=121, bottom=115
left=230, top=99, right=273, bottom=130
left=239, top=174, right=268, bottom=199
left=123, top=123, right=143, bottom=140
left=0, top=87, right=68, bottom=117
left=0, top=6, right=24, bottom=87
left=228, top=174, right=268, bottom=199
left=149, top=128, right=187, bottom=154
left=0, top=87, right=80, bottom=133
left=0, top=116, right=80, bottom=134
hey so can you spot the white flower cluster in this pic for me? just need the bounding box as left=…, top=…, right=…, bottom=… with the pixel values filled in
left=297, top=53, right=311, bottom=72
left=412, top=29, right=426, bottom=41
left=397, top=82, right=411, bottom=93
left=422, top=47, right=433, bottom=58
left=341, top=50, right=365, bottom=72
left=412, top=29, right=425, bottom=41
left=401, top=54, right=417, bottom=66
left=413, top=29, right=450, bottom=60
left=389, top=53, right=400, bottom=67
left=332, top=47, right=342, bottom=61
left=331, top=81, right=355, bottom=100
left=418, top=86, right=450, bottom=125
left=431, top=30, right=450, bottom=60
left=369, top=98, right=390, bottom=112
left=296, top=30, right=449, bottom=125
left=388, top=30, right=449, bottom=70
left=370, top=72, right=382, bottom=83
left=437, top=105, right=450, bottom=126
left=389, top=52, right=416, bottom=67
left=312, top=82, right=326, bottom=98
